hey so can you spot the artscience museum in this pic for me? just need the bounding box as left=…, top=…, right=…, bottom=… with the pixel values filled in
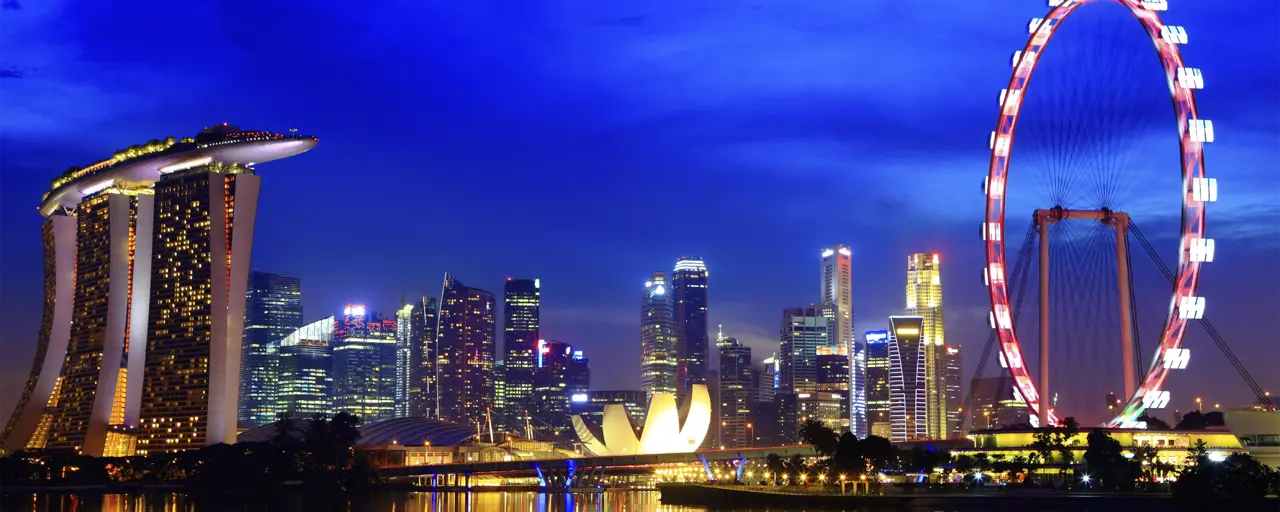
left=571, top=385, right=711, bottom=456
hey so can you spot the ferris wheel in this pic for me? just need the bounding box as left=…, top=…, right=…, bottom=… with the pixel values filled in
left=980, top=0, right=1215, bottom=429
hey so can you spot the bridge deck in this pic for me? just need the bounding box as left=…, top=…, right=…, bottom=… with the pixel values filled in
left=381, top=445, right=814, bottom=477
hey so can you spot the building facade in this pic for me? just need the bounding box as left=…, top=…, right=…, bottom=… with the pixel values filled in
left=820, top=245, right=862, bottom=437
left=905, top=253, right=947, bottom=440
left=274, top=317, right=335, bottom=418
left=779, top=306, right=830, bottom=394
left=672, top=258, right=709, bottom=404
left=640, top=272, right=677, bottom=398
left=816, top=343, right=850, bottom=432
left=968, top=375, right=1030, bottom=431
left=239, top=272, right=302, bottom=428
left=436, top=273, right=496, bottom=427
left=717, top=335, right=753, bottom=448
left=530, top=340, right=590, bottom=440
left=944, top=344, right=963, bottom=438
left=889, top=316, right=928, bottom=442
left=333, top=306, right=397, bottom=423
left=394, top=303, right=414, bottom=418
left=502, top=278, right=540, bottom=430
left=865, top=330, right=892, bottom=438
left=408, top=296, right=438, bottom=418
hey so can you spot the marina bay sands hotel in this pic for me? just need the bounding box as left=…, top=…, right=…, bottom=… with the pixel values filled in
left=0, top=124, right=317, bottom=456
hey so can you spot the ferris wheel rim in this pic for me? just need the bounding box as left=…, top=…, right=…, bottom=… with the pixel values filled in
left=981, top=0, right=1210, bottom=429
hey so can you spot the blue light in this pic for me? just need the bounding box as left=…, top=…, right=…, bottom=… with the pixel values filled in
left=865, top=330, right=889, bottom=344
left=573, top=350, right=584, bottom=361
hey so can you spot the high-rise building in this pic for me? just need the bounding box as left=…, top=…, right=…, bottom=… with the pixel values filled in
left=436, top=273, right=496, bottom=427
left=408, top=296, right=439, bottom=418
left=1, top=125, right=316, bottom=455
left=969, top=375, right=1030, bottom=431
left=333, top=305, right=396, bottom=422
left=779, top=306, right=830, bottom=394
left=717, top=333, right=753, bottom=449
left=239, top=272, right=303, bottom=428
left=905, top=253, right=947, bottom=440
left=672, top=257, right=709, bottom=404
left=502, top=278, right=540, bottom=430
left=757, top=355, right=779, bottom=405
left=816, top=343, right=850, bottom=432
left=944, top=344, right=962, bottom=438
left=274, top=317, right=335, bottom=419
left=394, top=303, right=415, bottom=418
left=530, top=340, right=587, bottom=440
left=493, top=360, right=506, bottom=427
left=888, top=316, right=928, bottom=442
left=820, top=245, right=861, bottom=437
left=567, top=349, right=590, bottom=398
left=640, top=273, right=677, bottom=398
left=865, top=330, right=892, bottom=438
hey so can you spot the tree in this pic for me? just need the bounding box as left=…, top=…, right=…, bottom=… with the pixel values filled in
left=860, top=435, right=897, bottom=473
left=831, top=432, right=864, bottom=475
left=764, top=454, right=785, bottom=484
left=1083, top=428, right=1137, bottom=491
left=1137, top=414, right=1171, bottom=430
left=797, top=419, right=839, bottom=458
left=1174, top=411, right=1225, bottom=430
left=1174, top=445, right=1278, bottom=505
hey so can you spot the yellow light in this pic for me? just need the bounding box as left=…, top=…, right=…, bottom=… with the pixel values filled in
left=896, top=327, right=920, bottom=335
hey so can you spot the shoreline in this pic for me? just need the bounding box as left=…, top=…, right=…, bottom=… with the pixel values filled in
left=655, top=483, right=1185, bottom=510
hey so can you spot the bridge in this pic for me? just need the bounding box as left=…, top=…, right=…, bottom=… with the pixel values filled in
left=381, top=445, right=816, bottom=488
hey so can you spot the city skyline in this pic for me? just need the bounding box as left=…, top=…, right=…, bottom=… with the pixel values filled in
left=3, top=0, right=1278, bottom=427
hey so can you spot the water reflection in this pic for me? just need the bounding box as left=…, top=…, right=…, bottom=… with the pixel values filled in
left=3, top=491, right=712, bottom=512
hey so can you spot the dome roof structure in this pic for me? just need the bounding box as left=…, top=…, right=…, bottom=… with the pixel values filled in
left=236, top=416, right=480, bottom=447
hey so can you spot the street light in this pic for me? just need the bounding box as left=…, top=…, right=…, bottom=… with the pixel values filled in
left=747, top=423, right=754, bottom=447
left=1196, top=397, right=1203, bottom=413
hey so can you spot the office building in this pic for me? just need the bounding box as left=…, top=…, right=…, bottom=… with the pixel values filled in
left=2, top=125, right=316, bottom=454
left=757, top=355, right=779, bottom=405
left=779, top=306, right=830, bottom=394
left=531, top=340, right=587, bottom=440
left=944, top=344, right=963, bottom=438
left=502, top=278, right=540, bottom=430
left=672, top=257, right=709, bottom=404
left=797, top=392, right=845, bottom=430
left=274, top=317, right=335, bottom=418
left=717, top=333, right=753, bottom=448
left=436, top=273, right=496, bottom=427
left=816, top=343, right=850, bottom=432
left=239, top=272, right=302, bottom=428
left=408, top=296, right=439, bottom=418
left=333, top=305, right=397, bottom=422
left=905, top=253, right=947, bottom=440
left=889, top=316, right=928, bottom=442
left=820, top=245, right=861, bottom=437
left=640, top=272, right=677, bottom=398
left=394, top=303, right=414, bottom=418
left=865, top=330, right=892, bottom=438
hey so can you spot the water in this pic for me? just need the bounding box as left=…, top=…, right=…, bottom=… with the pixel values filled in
left=2, top=491, right=710, bottom=512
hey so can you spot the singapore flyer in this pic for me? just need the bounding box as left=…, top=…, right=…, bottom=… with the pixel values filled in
left=981, top=0, right=1215, bottom=429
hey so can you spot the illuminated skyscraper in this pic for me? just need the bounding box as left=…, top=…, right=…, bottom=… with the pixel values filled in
left=673, top=257, right=709, bottom=404
left=816, top=343, right=850, bottom=431
left=905, top=253, right=947, bottom=440
left=394, top=303, right=415, bottom=418
left=333, top=305, right=396, bottom=422
left=239, top=272, right=302, bottom=428
left=502, top=278, right=540, bottom=430
left=944, top=345, right=962, bottom=438
left=531, top=340, right=588, bottom=440
left=640, top=272, right=677, bottom=398
left=408, top=296, right=438, bottom=417
left=2, top=125, right=315, bottom=455
left=717, top=332, right=753, bottom=448
left=779, top=306, right=830, bottom=394
left=273, top=317, right=335, bottom=418
left=436, top=273, right=496, bottom=427
left=820, top=245, right=861, bottom=436
left=889, top=316, right=927, bottom=442
left=864, top=330, right=892, bottom=438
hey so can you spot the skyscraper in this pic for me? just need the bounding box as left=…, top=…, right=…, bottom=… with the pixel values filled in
left=640, top=272, right=677, bottom=398
left=502, top=278, right=540, bottom=430
left=333, top=305, right=396, bottom=422
left=436, top=273, right=496, bottom=427
left=889, top=316, right=928, bottom=442
left=408, top=296, right=438, bottom=417
left=820, top=245, right=861, bottom=437
left=2, top=125, right=316, bottom=455
left=905, top=253, right=947, bottom=440
left=137, top=161, right=264, bottom=453
left=717, top=333, right=753, bottom=448
left=779, top=306, right=830, bottom=394
left=672, top=257, right=709, bottom=404
left=865, top=330, right=892, bottom=438
left=944, top=345, right=963, bottom=438
left=530, top=340, right=589, bottom=440
left=394, top=303, right=414, bottom=418
left=816, top=343, right=850, bottom=431
left=239, top=272, right=303, bottom=428
left=274, top=317, right=335, bottom=419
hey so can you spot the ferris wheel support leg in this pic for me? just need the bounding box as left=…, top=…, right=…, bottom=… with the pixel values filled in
left=1114, top=214, right=1137, bottom=398
left=1038, top=215, right=1051, bottom=428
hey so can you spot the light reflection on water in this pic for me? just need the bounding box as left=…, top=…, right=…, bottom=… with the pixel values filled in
left=2, top=491, right=723, bottom=512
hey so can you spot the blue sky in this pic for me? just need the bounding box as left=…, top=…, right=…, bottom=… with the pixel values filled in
left=1, top=0, right=1276, bottom=425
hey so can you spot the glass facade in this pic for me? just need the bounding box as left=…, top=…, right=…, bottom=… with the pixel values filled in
left=275, top=317, right=335, bottom=418
left=865, top=330, right=892, bottom=438
left=673, top=258, right=709, bottom=405
left=408, top=296, right=438, bottom=418
left=333, top=307, right=397, bottom=423
left=640, top=272, right=677, bottom=398
left=820, top=245, right=862, bottom=437
left=717, top=337, right=752, bottom=448
left=436, top=273, right=496, bottom=427
left=889, top=316, right=928, bottom=442
left=779, top=306, right=830, bottom=394
left=239, top=271, right=302, bottom=427
left=502, top=278, right=540, bottom=431
left=905, top=253, right=948, bottom=439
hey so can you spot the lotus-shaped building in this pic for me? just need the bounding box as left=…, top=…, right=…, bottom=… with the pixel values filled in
left=571, top=384, right=710, bottom=456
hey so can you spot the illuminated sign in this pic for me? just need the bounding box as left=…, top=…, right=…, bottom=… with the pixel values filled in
left=573, top=350, right=584, bottom=361
left=865, top=330, right=889, bottom=343
left=895, top=327, right=920, bottom=336
left=537, top=340, right=548, bottom=368
left=652, top=285, right=666, bottom=296
left=821, top=249, right=835, bottom=258
left=839, top=247, right=851, bottom=257
left=535, top=278, right=541, bottom=289
left=571, top=393, right=589, bottom=403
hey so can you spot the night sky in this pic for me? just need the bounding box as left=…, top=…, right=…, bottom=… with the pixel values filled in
left=1, top=1, right=1276, bottom=426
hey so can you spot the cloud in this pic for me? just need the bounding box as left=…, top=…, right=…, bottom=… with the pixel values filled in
left=0, top=68, right=22, bottom=79
left=2, top=0, right=21, bottom=10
